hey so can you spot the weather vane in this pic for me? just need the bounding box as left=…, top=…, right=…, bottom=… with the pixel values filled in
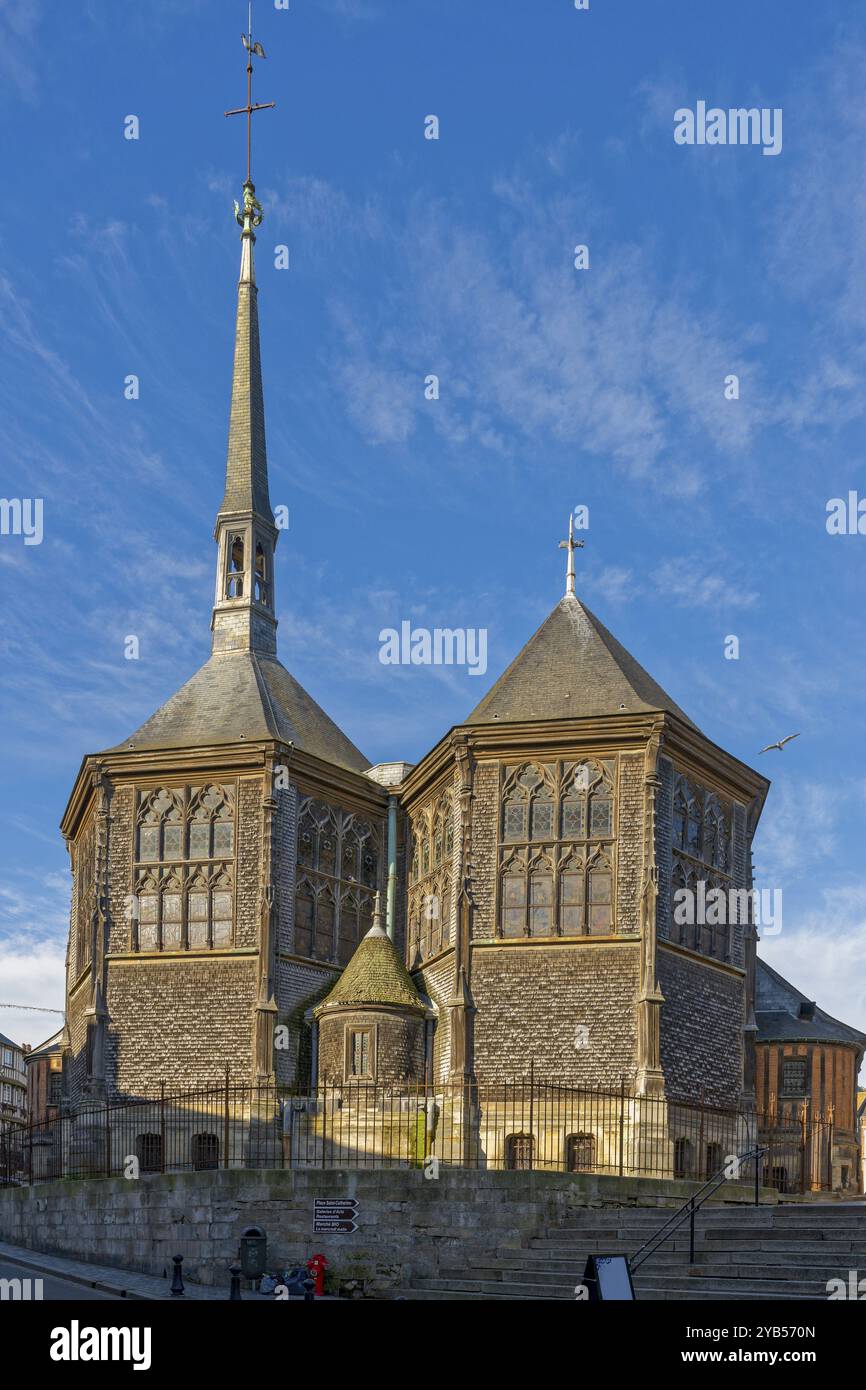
left=225, top=1, right=276, bottom=191
left=558, top=513, right=584, bottom=597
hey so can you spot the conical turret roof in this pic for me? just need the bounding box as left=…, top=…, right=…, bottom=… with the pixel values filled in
left=316, top=918, right=425, bottom=1014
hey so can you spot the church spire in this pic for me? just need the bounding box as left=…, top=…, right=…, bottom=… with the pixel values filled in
left=212, top=9, right=278, bottom=657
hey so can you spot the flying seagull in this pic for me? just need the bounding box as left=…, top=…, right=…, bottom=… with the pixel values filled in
left=758, top=733, right=801, bottom=754
left=242, top=34, right=266, bottom=58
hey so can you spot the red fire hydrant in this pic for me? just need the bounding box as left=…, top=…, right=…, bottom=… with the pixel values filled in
left=307, top=1253, right=328, bottom=1297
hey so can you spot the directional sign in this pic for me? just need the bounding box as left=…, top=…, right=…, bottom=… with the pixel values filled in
left=313, top=1198, right=359, bottom=1234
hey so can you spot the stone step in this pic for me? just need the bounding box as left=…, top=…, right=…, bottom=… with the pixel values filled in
left=451, top=1261, right=850, bottom=1289
left=509, top=1244, right=863, bottom=1267
left=410, top=1275, right=824, bottom=1301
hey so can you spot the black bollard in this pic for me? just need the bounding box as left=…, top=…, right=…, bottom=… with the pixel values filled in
left=229, top=1264, right=243, bottom=1301
left=170, top=1254, right=185, bottom=1297
left=303, top=1275, right=315, bottom=1302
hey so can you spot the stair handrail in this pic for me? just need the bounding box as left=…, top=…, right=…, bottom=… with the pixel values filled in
left=629, top=1144, right=768, bottom=1273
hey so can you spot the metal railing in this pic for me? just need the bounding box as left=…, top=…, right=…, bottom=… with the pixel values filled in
left=0, top=1076, right=838, bottom=1190
left=630, top=1145, right=768, bottom=1273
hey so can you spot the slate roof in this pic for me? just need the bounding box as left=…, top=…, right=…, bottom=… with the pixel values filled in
left=756, top=959, right=866, bottom=1050
left=109, top=650, right=370, bottom=773
left=465, top=592, right=698, bottom=728
left=316, top=926, right=425, bottom=1014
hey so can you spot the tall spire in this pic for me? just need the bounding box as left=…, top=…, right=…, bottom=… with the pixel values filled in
left=212, top=10, right=278, bottom=657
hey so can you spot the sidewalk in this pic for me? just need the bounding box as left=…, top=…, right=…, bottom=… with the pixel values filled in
left=0, top=1241, right=241, bottom=1301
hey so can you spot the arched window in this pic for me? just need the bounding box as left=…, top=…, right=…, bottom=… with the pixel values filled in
left=338, top=890, right=361, bottom=966
left=559, top=852, right=585, bottom=936
left=587, top=849, right=612, bottom=935
left=314, top=887, right=336, bottom=961
left=294, top=882, right=314, bottom=957
left=226, top=533, right=244, bottom=598
left=254, top=541, right=269, bottom=604
left=501, top=852, right=528, bottom=937
left=407, top=794, right=453, bottom=964
left=671, top=860, right=689, bottom=946
left=529, top=854, right=554, bottom=935
left=705, top=1142, right=723, bottom=1179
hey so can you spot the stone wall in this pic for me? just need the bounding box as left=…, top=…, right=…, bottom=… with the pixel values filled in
left=657, top=947, right=744, bottom=1106
left=0, top=1168, right=765, bottom=1294
left=470, top=942, right=640, bottom=1085
left=106, top=957, right=258, bottom=1095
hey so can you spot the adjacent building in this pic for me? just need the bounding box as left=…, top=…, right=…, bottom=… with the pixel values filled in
left=756, top=961, right=866, bottom=1193
left=0, top=1034, right=27, bottom=1124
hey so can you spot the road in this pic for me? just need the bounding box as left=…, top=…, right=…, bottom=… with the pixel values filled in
left=0, top=1258, right=118, bottom=1301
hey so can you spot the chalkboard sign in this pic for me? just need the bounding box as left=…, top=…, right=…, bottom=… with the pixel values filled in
left=582, top=1254, right=635, bottom=1301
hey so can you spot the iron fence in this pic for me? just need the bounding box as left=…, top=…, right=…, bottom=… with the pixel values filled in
left=0, top=1076, right=838, bottom=1190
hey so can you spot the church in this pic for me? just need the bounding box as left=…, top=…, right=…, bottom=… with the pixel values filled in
left=57, top=163, right=778, bottom=1121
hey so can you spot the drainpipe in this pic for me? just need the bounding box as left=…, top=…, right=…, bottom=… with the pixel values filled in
left=386, top=794, right=397, bottom=941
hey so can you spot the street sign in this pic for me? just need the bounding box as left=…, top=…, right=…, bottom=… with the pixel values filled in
left=313, top=1198, right=359, bottom=1234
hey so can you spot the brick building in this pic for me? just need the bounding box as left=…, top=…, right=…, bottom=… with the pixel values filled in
left=57, top=171, right=858, bottom=1153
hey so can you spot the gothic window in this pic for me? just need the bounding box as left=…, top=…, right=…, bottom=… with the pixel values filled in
left=498, top=760, right=616, bottom=938
left=161, top=870, right=183, bottom=950
left=74, top=819, right=96, bottom=976
left=254, top=541, right=269, bottom=605
left=294, top=882, right=314, bottom=958
left=671, top=777, right=733, bottom=962
left=133, top=785, right=236, bottom=954
left=529, top=855, right=554, bottom=935
left=226, top=533, right=245, bottom=598
left=501, top=852, right=527, bottom=938
left=587, top=851, right=613, bottom=935
left=293, top=798, right=382, bottom=966
left=338, top=890, right=362, bottom=967
left=315, top=887, right=336, bottom=961
left=407, top=792, right=454, bottom=965
left=671, top=860, right=689, bottom=946
left=559, top=853, right=585, bottom=936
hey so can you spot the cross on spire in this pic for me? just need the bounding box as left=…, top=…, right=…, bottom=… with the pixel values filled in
left=225, top=1, right=275, bottom=187
left=558, top=513, right=584, bottom=596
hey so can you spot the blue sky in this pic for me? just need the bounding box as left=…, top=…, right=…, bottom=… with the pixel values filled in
left=1, top=0, right=865, bottom=1068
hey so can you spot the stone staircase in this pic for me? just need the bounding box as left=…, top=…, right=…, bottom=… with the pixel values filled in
left=400, top=1201, right=866, bottom=1300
